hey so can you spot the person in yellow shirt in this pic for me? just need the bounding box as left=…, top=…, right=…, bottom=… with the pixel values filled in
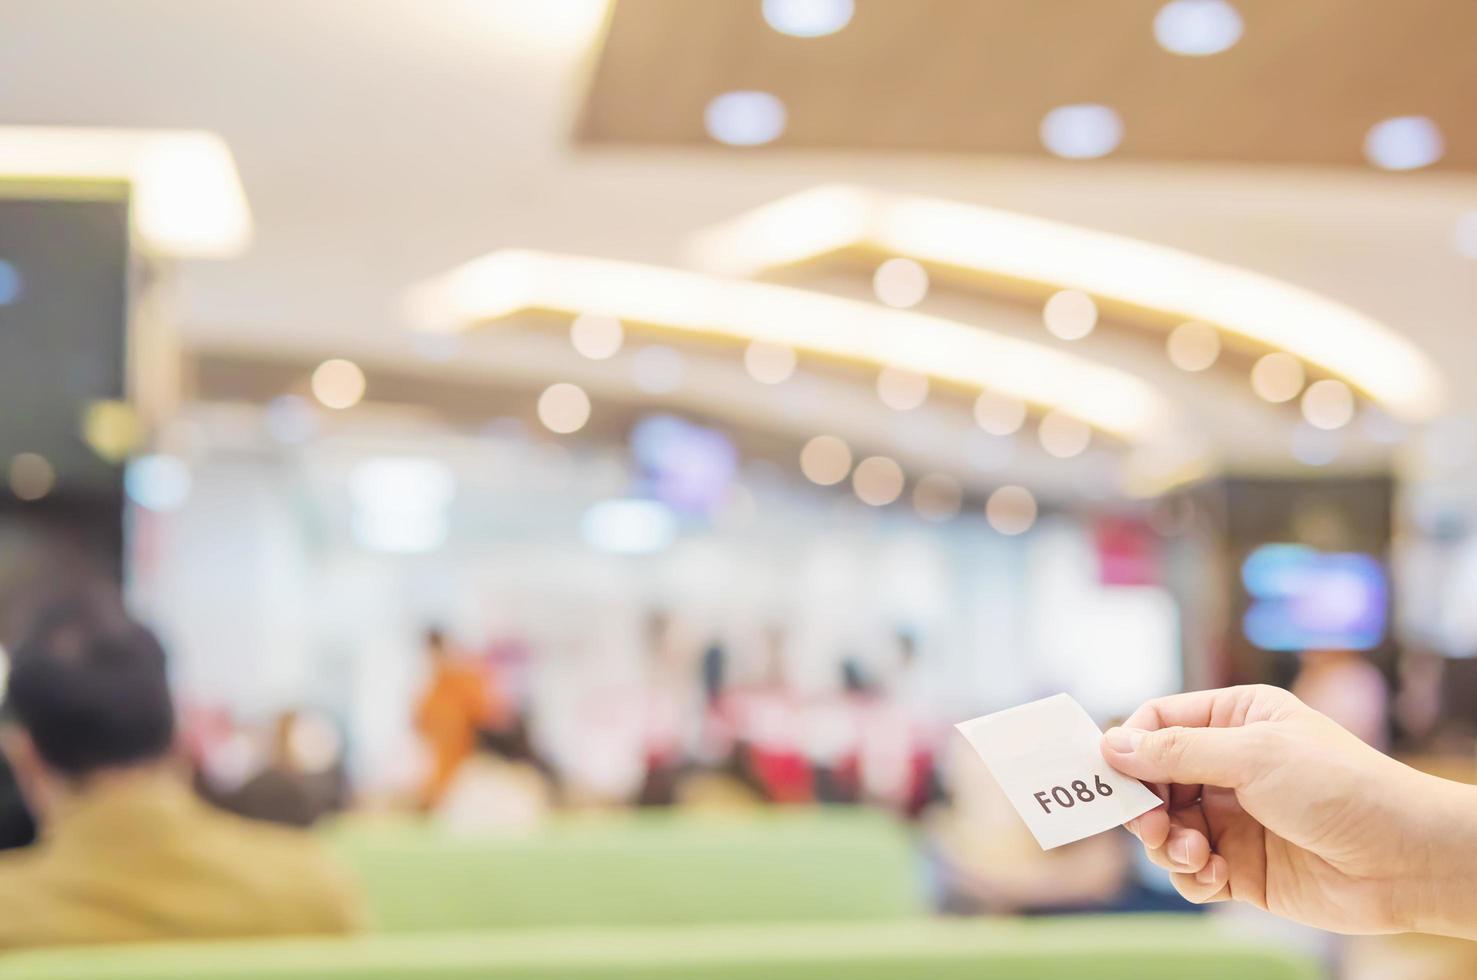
left=0, top=596, right=363, bottom=950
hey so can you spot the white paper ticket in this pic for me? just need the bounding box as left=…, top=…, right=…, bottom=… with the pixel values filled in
left=954, top=693, right=1161, bottom=850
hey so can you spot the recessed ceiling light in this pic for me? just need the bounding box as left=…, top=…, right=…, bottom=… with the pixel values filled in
left=762, top=0, right=853, bottom=38
left=1166, top=321, right=1220, bottom=371
left=852, top=455, right=904, bottom=506
left=800, top=434, right=852, bottom=486
left=1365, top=116, right=1444, bottom=171
left=1042, top=289, right=1098, bottom=340
left=1301, top=379, right=1355, bottom=431
left=1040, top=104, right=1123, bottom=160
left=537, top=382, right=591, bottom=434
left=705, top=91, right=787, bottom=147
left=570, top=314, right=624, bottom=360
left=1153, top=0, right=1243, bottom=56
left=872, top=257, right=929, bottom=308
left=986, top=485, right=1037, bottom=535
left=1250, top=352, right=1304, bottom=403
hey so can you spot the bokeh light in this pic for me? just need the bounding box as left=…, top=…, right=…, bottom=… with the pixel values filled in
left=1364, top=116, right=1444, bottom=171
left=872, top=257, right=929, bottom=309
left=799, top=434, right=853, bottom=486
left=81, top=399, right=144, bottom=462
left=876, top=366, right=929, bottom=411
left=8, top=453, right=55, bottom=501
left=310, top=358, right=366, bottom=410
left=762, top=0, right=853, bottom=37
left=1040, top=104, right=1123, bottom=159
left=570, top=314, right=624, bottom=360
left=125, top=454, right=193, bottom=512
left=912, top=473, right=963, bottom=522
left=537, top=382, right=591, bottom=434
left=1037, top=411, right=1093, bottom=458
left=744, top=339, right=797, bottom=384
left=1153, top=0, right=1243, bottom=56
left=1301, top=378, right=1355, bottom=430
left=705, top=91, right=787, bottom=146
left=1250, top=352, right=1305, bottom=403
left=1166, top=321, right=1220, bottom=371
left=852, top=455, right=904, bottom=506
left=973, top=390, right=1027, bottom=435
left=1042, top=289, right=1098, bottom=340
left=986, top=485, right=1038, bottom=535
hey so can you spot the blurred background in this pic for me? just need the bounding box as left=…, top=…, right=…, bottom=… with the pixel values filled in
left=1, top=0, right=1475, bottom=976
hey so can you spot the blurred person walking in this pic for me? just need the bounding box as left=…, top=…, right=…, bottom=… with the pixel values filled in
left=0, top=596, right=362, bottom=949
left=414, top=628, right=495, bottom=810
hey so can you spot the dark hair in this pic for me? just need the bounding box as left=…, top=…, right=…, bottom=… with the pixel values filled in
left=4, top=598, right=175, bottom=776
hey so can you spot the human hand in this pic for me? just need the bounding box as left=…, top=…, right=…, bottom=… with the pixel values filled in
left=1100, top=684, right=1477, bottom=938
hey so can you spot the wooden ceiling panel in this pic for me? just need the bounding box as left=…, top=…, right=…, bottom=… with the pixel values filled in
left=578, top=0, right=1477, bottom=169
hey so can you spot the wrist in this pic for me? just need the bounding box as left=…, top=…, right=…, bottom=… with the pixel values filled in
left=1395, top=772, right=1477, bottom=938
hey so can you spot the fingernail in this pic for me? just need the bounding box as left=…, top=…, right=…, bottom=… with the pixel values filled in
left=1104, top=727, right=1145, bottom=752
left=1196, top=861, right=1221, bottom=886
left=1170, top=838, right=1191, bottom=867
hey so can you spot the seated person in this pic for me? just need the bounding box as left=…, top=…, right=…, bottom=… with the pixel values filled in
left=0, top=597, right=363, bottom=949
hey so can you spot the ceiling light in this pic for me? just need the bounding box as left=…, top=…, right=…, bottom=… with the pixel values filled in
left=404, top=250, right=1180, bottom=448
left=1040, top=104, right=1123, bottom=160
left=1153, top=0, right=1243, bottom=56
left=581, top=498, right=678, bottom=555
left=0, top=260, right=19, bottom=305
left=538, top=382, right=591, bottom=433
left=125, top=454, right=192, bottom=512
left=1042, top=289, right=1098, bottom=340
left=1250, top=352, right=1304, bottom=403
left=1166, top=321, right=1220, bottom=371
left=310, top=358, right=366, bottom=410
left=686, top=185, right=1444, bottom=422
left=852, top=455, right=904, bottom=506
left=1365, top=116, right=1444, bottom=171
left=800, top=435, right=853, bottom=486
left=0, top=127, right=251, bottom=257
left=744, top=339, right=797, bottom=384
left=912, top=473, right=962, bottom=522
left=570, top=314, right=624, bottom=360
left=973, top=391, right=1027, bottom=436
left=986, top=485, right=1037, bottom=535
left=1037, top=411, right=1093, bottom=458
left=762, top=0, right=853, bottom=37
left=1301, top=378, right=1355, bottom=431
left=632, top=345, right=685, bottom=394
left=8, top=453, right=55, bottom=502
left=705, top=91, right=787, bottom=147
left=872, top=257, right=929, bottom=308
left=876, top=366, right=929, bottom=411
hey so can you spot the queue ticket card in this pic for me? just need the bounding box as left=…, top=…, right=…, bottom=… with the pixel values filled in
left=954, top=693, right=1161, bottom=850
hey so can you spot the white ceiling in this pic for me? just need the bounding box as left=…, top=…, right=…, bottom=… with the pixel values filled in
left=5, top=0, right=1477, bottom=502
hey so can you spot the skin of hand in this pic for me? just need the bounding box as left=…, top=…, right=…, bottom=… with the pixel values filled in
left=1100, top=684, right=1477, bottom=938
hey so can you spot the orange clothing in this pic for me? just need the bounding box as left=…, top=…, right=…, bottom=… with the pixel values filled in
left=414, top=661, right=491, bottom=808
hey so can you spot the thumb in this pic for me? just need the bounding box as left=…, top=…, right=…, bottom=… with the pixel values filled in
left=1101, top=724, right=1263, bottom=789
